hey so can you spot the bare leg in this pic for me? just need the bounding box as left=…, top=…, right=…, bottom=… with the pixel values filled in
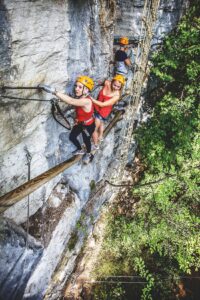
left=92, top=118, right=101, bottom=145
left=98, top=122, right=104, bottom=141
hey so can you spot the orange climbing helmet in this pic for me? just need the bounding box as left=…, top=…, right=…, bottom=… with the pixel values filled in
left=119, top=36, right=129, bottom=45
left=76, top=75, right=94, bottom=91
left=113, top=74, right=126, bottom=86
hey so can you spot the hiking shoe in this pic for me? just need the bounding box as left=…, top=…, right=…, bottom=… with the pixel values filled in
left=91, top=144, right=99, bottom=151
left=72, top=149, right=85, bottom=155
left=82, top=153, right=94, bottom=164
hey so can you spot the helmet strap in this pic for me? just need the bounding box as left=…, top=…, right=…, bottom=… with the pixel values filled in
left=82, top=86, right=90, bottom=97
left=74, top=95, right=81, bottom=99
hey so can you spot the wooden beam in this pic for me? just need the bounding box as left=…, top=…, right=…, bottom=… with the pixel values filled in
left=0, top=155, right=81, bottom=213
left=0, top=110, right=124, bottom=213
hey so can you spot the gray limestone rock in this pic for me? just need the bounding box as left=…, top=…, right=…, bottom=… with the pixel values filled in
left=0, top=0, right=189, bottom=298
left=0, top=218, right=43, bottom=300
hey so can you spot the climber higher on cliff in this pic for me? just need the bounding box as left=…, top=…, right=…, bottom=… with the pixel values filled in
left=91, top=74, right=125, bottom=149
left=39, top=76, right=95, bottom=164
left=115, top=36, right=132, bottom=76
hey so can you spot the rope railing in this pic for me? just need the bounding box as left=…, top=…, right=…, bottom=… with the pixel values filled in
left=63, top=5, right=165, bottom=292
left=110, top=0, right=161, bottom=186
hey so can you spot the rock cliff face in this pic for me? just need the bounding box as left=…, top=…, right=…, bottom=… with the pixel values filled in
left=0, top=218, right=43, bottom=300
left=115, top=0, right=188, bottom=42
left=0, top=0, right=116, bottom=224
left=0, top=0, right=188, bottom=299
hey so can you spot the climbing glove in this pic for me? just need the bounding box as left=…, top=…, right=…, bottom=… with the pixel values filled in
left=38, top=84, right=56, bottom=95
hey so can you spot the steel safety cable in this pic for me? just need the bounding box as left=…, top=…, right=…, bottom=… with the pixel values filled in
left=0, top=94, right=51, bottom=102
left=1, top=86, right=42, bottom=91
left=0, top=82, right=102, bottom=103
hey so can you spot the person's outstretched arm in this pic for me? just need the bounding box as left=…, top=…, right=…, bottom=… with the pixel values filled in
left=91, top=95, right=120, bottom=107
left=55, top=92, right=90, bottom=107
left=39, top=84, right=90, bottom=108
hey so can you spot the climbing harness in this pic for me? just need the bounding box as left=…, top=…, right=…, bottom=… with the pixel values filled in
left=24, top=146, right=32, bottom=249
left=51, top=85, right=100, bottom=131
left=51, top=98, right=72, bottom=130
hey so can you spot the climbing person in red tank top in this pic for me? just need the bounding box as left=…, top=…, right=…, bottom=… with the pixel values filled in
left=39, top=76, right=95, bottom=164
left=92, top=74, right=125, bottom=149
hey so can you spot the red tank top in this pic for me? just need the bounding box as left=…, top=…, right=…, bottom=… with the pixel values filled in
left=75, top=96, right=94, bottom=125
left=94, top=89, right=113, bottom=118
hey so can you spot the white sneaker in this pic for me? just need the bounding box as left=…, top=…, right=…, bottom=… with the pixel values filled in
left=91, top=144, right=99, bottom=151
left=72, top=149, right=85, bottom=155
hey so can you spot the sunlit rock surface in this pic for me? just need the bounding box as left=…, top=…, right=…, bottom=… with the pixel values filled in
left=0, top=0, right=188, bottom=299
left=115, top=0, right=188, bottom=42
left=1, top=0, right=115, bottom=224
left=0, top=218, right=43, bottom=300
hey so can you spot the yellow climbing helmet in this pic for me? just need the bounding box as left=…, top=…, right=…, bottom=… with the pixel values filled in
left=119, top=36, right=129, bottom=45
left=76, top=75, right=94, bottom=91
left=113, top=74, right=126, bottom=86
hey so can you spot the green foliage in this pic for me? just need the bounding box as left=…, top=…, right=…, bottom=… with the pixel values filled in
left=134, top=257, right=155, bottom=300
left=90, top=179, right=96, bottom=191
left=92, top=2, right=200, bottom=299
left=142, top=2, right=200, bottom=174
left=93, top=283, right=125, bottom=300
left=134, top=4, right=200, bottom=288
left=68, top=231, right=78, bottom=251
left=76, top=212, right=87, bottom=233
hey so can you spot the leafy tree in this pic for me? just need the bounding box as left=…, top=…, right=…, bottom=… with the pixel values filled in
left=91, top=2, right=200, bottom=299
